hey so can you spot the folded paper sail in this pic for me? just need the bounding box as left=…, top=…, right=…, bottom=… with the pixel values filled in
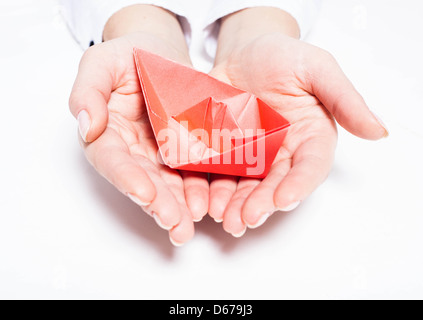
left=133, top=48, right=290, bottom=178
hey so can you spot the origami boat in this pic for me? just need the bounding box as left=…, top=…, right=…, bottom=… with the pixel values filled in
left=133, top=48, right=290, bottom=178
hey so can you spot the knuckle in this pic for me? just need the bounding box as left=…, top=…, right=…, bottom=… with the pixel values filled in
left=68, top=92, right=80, bottom=112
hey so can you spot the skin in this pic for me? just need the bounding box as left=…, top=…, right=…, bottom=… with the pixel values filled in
left=208, top=8, right=388, bottom=236
left=69, top=5, right=209, bottom=246
left=69, top=5, right=389, bottom=244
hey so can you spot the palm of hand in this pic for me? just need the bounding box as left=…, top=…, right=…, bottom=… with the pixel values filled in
left=208, top=34, right=338, bottom=236
left=73, top=31, right=383, bottom=243
left=77, top=35, right=209, bottom=245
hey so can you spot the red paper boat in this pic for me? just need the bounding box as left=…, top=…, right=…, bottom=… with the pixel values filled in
left=133, top=48, right=290, bottom=178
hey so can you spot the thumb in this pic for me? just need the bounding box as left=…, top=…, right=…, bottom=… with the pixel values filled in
left=308, top=51, right=389, bottom=140
left=69, top=47, right=112, bottom=143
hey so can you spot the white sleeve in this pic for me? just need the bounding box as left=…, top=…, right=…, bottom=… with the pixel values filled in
left=59, top=0, right=192, bottom=49
left=204, top=0, right=322, bottom=58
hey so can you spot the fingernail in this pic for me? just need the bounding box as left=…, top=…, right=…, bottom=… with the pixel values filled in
left=247, top=212, right=272, bottom=229
left=127, top=193, right=151, bottom=207
left=77, top=110, right=91, bottom=142
left=153, top=213, right=172, bottom=231
left=170, top=237, right=184, bottom=247
left=214, top=218, right=223, bottom=223
left=277, top=201, right=301, bottom=212
left=232, top=227, right=247, bottom=238
left=193, top=217, right=204, bottom=223
left=371, top=111, right=389, bottom=138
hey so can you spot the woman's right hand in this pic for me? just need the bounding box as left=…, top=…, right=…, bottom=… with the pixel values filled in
left=69, top=5, right=210, bottom=246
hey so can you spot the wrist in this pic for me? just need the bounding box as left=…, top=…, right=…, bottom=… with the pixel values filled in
left=215, top=7, right=300, bottom=65
left=103, top=5, right=190, bottom=59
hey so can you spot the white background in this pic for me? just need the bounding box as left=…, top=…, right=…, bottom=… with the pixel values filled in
left=0, top=0, right=422, bottom=299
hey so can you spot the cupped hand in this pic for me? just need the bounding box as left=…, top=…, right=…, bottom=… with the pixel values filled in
left=69, top=33, right=209, bottom=246
left=208, top=33, right=388, bottom=237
